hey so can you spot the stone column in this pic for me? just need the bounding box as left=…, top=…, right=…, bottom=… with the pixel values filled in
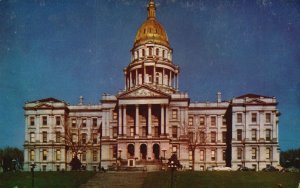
left=162, top=68, right=165, bottom=85
left=161, top=105, right=165, bottom=135
left=118, top=106, right=122, bottom=135
left=136, top=69, right=138, bottom=86
left=135, top=105, right=139, bottom=137
left=130, top=71, right=132, bottom=88
left=176, top=73, right=179, bottom=90
left=169, top=71, right=172, bottom=87
left=153, top=66, right=156, bottom=84
left=123, top=105, right=127, bottom=136
left=143, top=65, right=146, bottom=84
left=148, top=105, right=152, bottom=137
left=165, top=106, right=169, bottom=135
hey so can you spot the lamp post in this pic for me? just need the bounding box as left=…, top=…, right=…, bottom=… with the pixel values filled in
left=30, top=162, right=36, bottom=188
left=167, top=154, right=180, bottom=188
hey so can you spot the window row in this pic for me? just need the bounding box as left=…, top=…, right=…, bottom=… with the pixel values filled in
left=29, top=116, right=62, bottom=126
left=236, top=112, right=272, bottom=124
left=188, top=116, right=226, bottom=126
left=133, top=47, right=171, bottom=60
left=71, top=118, right=99, bottom=128
left=236, top=147, right=272, bottom=160
left=195, top=149, right=227, bottom=162
left=29, top=149, right=61, bottom=161
left=187, top=131, right=227, bottom=143
left=29, top=132, right=100, bottom=144
left=236, top=129, right=272, bottom=141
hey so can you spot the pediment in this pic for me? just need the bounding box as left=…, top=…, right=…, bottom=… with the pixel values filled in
left=34, top=103, right=53, bottom=109
left=118, top=86, right=170, bottom=99
left=246, top=99, right=266, bottom=104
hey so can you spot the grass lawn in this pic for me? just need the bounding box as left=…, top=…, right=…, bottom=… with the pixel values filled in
left=0, top=171, right=95, bottom=188
left=143, top=171, right=300, bottom=188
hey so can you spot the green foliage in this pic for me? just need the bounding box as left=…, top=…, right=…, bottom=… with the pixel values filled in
left=143, top=171, right=300, bottom=188
left=0, top=171, right=95, bottom=188
left=281, top=148, right=300, bottom=168
left=0, top=147, right=23, bottom=172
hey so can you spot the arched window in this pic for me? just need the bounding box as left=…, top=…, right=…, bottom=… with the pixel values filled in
left=162, top=50, right=165, bottom=58
left=128, top=144, right=135, bottom=157
left=156, top=48, right=159, bottom=56
left=142, top=49, right=145, bottom=57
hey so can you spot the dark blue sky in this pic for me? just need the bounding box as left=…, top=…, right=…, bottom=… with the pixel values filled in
left=0, top=0, right=299, bottom=151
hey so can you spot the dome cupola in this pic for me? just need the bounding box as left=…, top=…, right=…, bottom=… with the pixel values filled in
left=133, top=0, right=170, bottom=48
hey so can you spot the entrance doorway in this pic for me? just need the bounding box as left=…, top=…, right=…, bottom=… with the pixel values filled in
left=127, top=144, right=134, bottom=158
left=153, top=144, right=160, bottom=160
left=140, top=144, right=147, bottom=160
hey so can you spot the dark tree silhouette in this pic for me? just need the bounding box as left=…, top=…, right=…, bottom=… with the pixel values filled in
left=69, top=156, right=82, bottom=171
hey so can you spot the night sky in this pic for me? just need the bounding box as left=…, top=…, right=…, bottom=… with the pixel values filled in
left=0, top=0, right=299, bottom=151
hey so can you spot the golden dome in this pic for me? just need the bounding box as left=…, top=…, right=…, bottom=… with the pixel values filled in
left=133, top=0, right=170, bottom=48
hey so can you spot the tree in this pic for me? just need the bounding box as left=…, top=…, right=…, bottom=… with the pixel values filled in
left=0, top=147, right=23, bottom=172
left=60, top=124, right=100, bottom=170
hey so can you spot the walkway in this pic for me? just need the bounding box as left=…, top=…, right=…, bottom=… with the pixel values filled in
left=80, top=171, right=147, bottom=188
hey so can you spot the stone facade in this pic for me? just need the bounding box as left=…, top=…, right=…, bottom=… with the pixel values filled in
left=23, top=0, right=280, bottom=171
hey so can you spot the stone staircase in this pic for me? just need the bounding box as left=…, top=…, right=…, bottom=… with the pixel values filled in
left=80, top=171, right=147, bottom=188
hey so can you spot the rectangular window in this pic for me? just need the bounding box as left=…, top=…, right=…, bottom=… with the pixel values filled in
left=30, top=117, right=35, bottom=126
left=266, top=129, right=271, bottom=141
left=222, top=116, right=226, bottom=126
left=211, top=132, right=216, bottom=143
left=251, top=129, right=257, bottom=141
left=188, top=132, right=194, bottom=143
left=42, top=150, right=47, bottom=161
left=92, top=118, right=97, bottom=127
left=266, top=148, right=271, bottom=160
left=142, top=127, right=147, bottom=137
left=131, top=127, right=135, bottom=137
left=56, top=150, right=61, bottom=161
left=237, top=148, right=242, bottom=160
left=200, top=150, right=205, bottom=161
left=42, top=131, right=47, bottom=143
left=93, top=133, right=97, bottom=144
left=30, top=150, right=35, bottom=161
left=266, top=113, right=271, bottom=123
left=93, top=150, right=97, bottom=161
left=42, top=165, right=46, bottom=171
left=81, top=133, right=87, bottom=144
left=172, top=126, right=178, bottom=138
left=251, top=113, right=257, bottom=123
left=42, top=116, right=47, bottom=126
left=237, top=113, right=242, bottom=123
left=113, top=112, right=118, bottom=120
left=56, top=116, right=61, bottom=126
left=222, top=149, right=226, bottom=161
left=113, top=145, right=117, bottom=159
left=30, top=132, right=35, bottom=143
left=72, top=119, right=76, bottom=127
left=172, top=110, right=178, bottom=119
left=172, top=145, right=177, bottom=153
left=113, top=127, right=118, bottom=138
left=200, top=131, right=205, bottom=143
left=252, top=148, right=257, bottom=159
left=211, top=150, right=216, bottom=161
left=199, top=116, right=205, bottom=126
left=82, top=119, right=87, bottom=127
left=188, top=117, right=193, bottom=126
left=82, top=153, right=86, bottom=161
left=211, top=116, right=216, bottom=126
left=72, top=134, right=77, bottom=143
left=237, top=129, right=242, bottom=141
left=222, top=131, right=227, bottom=143
left=56, top=132, right=61, bottom=143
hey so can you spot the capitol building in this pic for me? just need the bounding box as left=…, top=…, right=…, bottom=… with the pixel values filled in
left=23, top=0, right=280, bottom=171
